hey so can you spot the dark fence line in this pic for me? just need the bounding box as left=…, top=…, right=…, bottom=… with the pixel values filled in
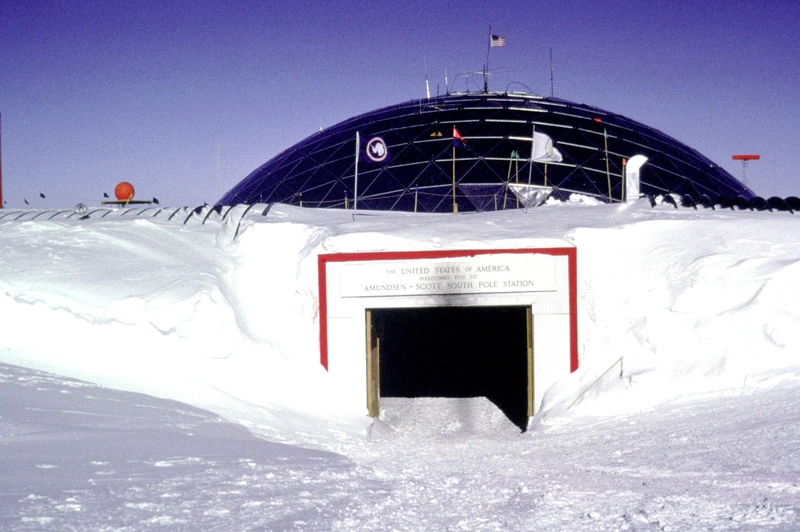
left=651, top=194, right=799, bottom=213
left=0, top=204, right=273, bottom=224
left=1, top=194, right=799, bottom=224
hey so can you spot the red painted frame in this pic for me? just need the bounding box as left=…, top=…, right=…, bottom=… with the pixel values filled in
left=317, top=248, right=578, bottom=373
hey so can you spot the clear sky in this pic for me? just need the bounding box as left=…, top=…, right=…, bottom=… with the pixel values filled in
left=1, top=0, right=798, bottom=208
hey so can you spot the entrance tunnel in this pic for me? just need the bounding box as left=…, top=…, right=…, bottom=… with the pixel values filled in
left=370, top=306, right=530, bottom=430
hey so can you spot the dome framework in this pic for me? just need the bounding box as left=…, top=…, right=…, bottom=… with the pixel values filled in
left=219, top=92, right=753, bottom=212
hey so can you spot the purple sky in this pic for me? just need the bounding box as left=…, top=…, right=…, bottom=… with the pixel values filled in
left=1, top=1, right=798, bottom=208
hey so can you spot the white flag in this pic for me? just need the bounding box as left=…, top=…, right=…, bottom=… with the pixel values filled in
left=531, top=131, right=562, bottom=163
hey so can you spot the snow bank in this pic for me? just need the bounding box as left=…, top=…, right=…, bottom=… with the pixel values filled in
left=1, top=200, right=799, bottom=440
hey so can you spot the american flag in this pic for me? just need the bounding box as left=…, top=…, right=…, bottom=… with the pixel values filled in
left=490, top=34, right=506, bottom=47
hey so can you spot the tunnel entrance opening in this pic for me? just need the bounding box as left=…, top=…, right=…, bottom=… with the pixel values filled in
left=367, top=306, right=532, bottom=431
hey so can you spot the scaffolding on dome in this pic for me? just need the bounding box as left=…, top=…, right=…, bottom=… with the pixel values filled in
left=218, top=92, right=754, bottom=212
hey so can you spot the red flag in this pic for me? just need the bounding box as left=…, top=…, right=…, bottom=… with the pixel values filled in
left=453, top=127, right=466, bottom=147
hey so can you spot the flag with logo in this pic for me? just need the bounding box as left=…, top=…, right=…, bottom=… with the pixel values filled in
left=362, top=135, right=390, bottom=163
left=531, top=131, right=562, bottom=162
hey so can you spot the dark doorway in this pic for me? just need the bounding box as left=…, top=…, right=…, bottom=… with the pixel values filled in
left=369, top=306, right=530, bottom=431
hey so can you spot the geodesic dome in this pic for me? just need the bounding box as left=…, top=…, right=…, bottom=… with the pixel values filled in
left=218, top=92, right=753, bottom=212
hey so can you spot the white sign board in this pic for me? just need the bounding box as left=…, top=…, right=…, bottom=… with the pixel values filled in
left=339, top=254, right=556, bottom=298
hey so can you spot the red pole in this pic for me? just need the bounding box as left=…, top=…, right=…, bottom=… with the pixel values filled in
left=732, top=154, right=760, bottom=187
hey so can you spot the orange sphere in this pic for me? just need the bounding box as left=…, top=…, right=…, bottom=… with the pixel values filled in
left=114, top=181, right=135, bottom=201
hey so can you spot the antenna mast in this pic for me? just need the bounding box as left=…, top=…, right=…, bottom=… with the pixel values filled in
left=485, top=26, right=492, bottom=93
left=549, top=47, right=555, bottom=97
left=424, top=57, right=431, bottom=99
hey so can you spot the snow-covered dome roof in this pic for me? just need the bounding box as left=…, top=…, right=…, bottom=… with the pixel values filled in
left=218, top=92, right=752, bottom=211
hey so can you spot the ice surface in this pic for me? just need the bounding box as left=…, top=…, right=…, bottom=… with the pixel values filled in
left=1, top=199, right=799, bottom=529
left=0, top=363, right=374, bottom=530
left=2, top=362, right=798, bottom=530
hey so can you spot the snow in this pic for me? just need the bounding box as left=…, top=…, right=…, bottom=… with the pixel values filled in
left=1, top=199, right=799, bottom=530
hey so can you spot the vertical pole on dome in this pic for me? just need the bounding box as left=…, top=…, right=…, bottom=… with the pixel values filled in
left=484, top=26, right=491, bottom=93
left=504, top=155, right=513, bottom=210
left=452, top=142, right=457, bottom=214
left=424, top=56, right=431, bottom=99
left=528, top=123, right=535, bottom=184
left=621, top=158, right=627, bottom=202
left=604, top=128, right=611, bottom=202
left=354, top=131, right=360, bottom=211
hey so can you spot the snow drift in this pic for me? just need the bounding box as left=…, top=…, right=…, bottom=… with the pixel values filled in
left=1, top=199, right=799, bottom=435
left=2, top=198, right=800, bottom=530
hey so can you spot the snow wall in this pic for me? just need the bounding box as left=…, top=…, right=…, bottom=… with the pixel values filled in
left=1, top=199, right=799, bottom=438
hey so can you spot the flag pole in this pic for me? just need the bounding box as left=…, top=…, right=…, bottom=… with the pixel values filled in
left=528, top=124, right=535, bottom=184
left=485, top=26, right=491, bottom=93
left=504, top=154, right=513, bottom=210
left=452, top=142, right=457, bottom=214
left=604, top=128, right=611, bottom=201
left=354, top=131, right=360, bottom=211
left=621, top=157, right=627, bottom=202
